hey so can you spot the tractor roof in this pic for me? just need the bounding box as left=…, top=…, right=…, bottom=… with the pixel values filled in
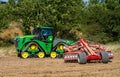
left=36, top=26, right=53, bottom=29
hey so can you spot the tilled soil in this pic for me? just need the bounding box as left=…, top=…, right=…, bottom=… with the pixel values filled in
left=0, top=53, right=120, bottom=77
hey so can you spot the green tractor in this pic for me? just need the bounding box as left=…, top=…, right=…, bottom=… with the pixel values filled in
left=14, top=26, right=72, bottom=59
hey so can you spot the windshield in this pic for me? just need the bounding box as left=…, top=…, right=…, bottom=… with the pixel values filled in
left=33, top=28, right=52, bottom=36
left=41, top=29, right=52, bottom=36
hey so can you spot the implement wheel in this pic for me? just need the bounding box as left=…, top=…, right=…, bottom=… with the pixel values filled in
left=50, top=52, right=57, bottom=58
left=37, top=52, right=45, bottom=58
left=78, top=52, right=87, bottom=64
left=100, top=51, right=109, bottom=63
left=21, top=52, right=29, bottom=59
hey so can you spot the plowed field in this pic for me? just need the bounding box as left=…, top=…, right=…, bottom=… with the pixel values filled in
left=0, top=45, right=120, bottom=77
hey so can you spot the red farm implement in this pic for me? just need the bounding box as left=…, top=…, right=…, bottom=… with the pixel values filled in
left=63, top=38, right=114, bottom=64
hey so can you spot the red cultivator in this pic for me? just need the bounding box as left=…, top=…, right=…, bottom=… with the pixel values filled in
left=63, top=38, right=114, bottom=64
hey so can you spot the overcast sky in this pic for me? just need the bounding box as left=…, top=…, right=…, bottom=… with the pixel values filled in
left=1, top=0, right=8, bottom=2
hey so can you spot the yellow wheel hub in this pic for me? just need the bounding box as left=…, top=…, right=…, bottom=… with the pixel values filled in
left=50, top=52, right=57, bottom=58
left=30, top=45, right=38, bottom=50
left=57, top=45, right=63, bottom=50
left=21, top=52, right=29, bottom=59
left=38, top=52, right=45, bottom=58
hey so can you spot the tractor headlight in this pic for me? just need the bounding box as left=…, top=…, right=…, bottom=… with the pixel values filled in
left=14, top=38, right=20, bottom=48
left=14, top=38, right=20, bottom=42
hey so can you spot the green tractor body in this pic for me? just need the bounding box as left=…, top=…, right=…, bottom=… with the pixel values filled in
left=14, top=26, right=73, bottom=58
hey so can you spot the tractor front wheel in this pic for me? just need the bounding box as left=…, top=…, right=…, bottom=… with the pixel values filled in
left=78, top=52, right=87, bottom=64
left=21, top=52, right=29, bottom=59
left=50, top=52, right=57, bottom=58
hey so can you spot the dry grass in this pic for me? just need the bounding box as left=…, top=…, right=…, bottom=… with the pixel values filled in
left=0, top=21, right=23, bottom=42
left=105, top=44, right=120, bottom=60
left=105, top=44, right=120, bottom=52
left=0, top=46, right=16, bottom=57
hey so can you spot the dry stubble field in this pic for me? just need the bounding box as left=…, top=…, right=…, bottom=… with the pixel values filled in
left=0, top=45, right=120, bottom=77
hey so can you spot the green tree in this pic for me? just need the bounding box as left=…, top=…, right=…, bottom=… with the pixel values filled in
left=99, top=0, right=120, bottom=41
left=8, top=0, right=15, bottom=6
left=0, top=0, right=120, bottom=46
left=12, top=0, right=84, bottom=37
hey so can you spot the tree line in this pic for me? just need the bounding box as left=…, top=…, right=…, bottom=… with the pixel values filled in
left=0, top=0, right=120, bottom=45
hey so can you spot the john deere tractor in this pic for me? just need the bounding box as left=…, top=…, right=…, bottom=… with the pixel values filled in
left=14, top=26, right=72, bottom=59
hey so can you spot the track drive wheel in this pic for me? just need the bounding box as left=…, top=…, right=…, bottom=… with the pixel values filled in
left=57, top=44, right=63, bottom=50
left=29, top=44, right=38, bottom=50
left=78, top=52, right=87, bottom=64
left=21, top=52, right=29, bottom=59
left=37, top=52, right=45, bottom=58
left=100, top=51, right=109, bottom=63
left=50, top=51, right=57, bottom=58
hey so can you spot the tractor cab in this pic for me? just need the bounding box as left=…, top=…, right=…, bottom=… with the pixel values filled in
left=33, top=26, right=53, bottom=42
